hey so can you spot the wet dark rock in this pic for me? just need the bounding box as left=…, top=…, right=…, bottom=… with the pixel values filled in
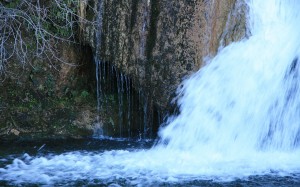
left=0, top=0, right=247, bottom=139
left=82, top=0, right=247, bottom=110
left=0, top=42, right=97, bottom=140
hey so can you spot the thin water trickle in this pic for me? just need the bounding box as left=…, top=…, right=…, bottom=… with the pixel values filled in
left=1, top=0, right=300, bottom=185
left=94, top=0, right=104, bottom=123
left=92, top=1, right=159, bottom=139
left=93, top=59, right=156, bottom=138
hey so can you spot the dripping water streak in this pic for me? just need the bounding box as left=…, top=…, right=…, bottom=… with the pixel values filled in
left=2, top=0, right=300, bottom=185
left=116, top=72, right=122, bottom=137
left=94, top=0, right=104, bottom=115
left=125, top=76, right=132, bottom=137
left=143, top=96, right=148, bottom=138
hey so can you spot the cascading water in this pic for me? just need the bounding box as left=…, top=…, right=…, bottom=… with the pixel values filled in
left=1, top=0, right=300, bottom=185
left=159, top=0, right=300, bottom=152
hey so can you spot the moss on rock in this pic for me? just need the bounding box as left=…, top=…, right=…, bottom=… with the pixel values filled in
left=0, top=42, right=98, bottom=140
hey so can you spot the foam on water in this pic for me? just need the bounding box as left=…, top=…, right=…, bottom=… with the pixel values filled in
left=1, top=0, right=300, bottom=185
left=160, top=0, right=300, bottom=152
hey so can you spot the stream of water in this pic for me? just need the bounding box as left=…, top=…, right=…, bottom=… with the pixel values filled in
left=1, top=0, right=300, bottom=186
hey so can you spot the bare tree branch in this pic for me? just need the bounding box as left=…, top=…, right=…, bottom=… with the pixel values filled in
left=0, top=0, right=96, bottom=79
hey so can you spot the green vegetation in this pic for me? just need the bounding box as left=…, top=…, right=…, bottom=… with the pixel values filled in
left=0, top=0, right=100, bottom=140
left=0, top=79, right=96, bottom=139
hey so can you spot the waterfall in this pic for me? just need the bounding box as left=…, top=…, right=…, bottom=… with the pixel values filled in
left=1, top=0, right=300, bottom=185
left=158, top=0, right=300, bottom=152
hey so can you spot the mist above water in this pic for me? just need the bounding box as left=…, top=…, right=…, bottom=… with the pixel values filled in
left=1, top=0, right=300, bottom=185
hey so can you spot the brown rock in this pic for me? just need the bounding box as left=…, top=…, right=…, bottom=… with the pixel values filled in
left=85, top=0, right=247, bottom=110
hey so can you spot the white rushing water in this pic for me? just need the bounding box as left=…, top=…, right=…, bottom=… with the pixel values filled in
left=1, top=0, right=300, bottom=185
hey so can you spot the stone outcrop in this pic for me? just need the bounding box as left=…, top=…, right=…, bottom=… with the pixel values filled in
left=84, top=0, right=247, bottom=110
left=0, top=42, right=97, bottom=139
left=0, top=0, right=247, bottom=139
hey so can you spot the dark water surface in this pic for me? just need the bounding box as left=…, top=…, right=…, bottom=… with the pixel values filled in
left=0, top=138, right=299, bottom=186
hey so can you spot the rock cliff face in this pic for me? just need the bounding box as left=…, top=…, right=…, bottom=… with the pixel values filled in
left=0, top=0, right=101, bottom=139
left=83, top=0, right=247, bottom=114
left=78, top=0, right=248, bottom=138
left=0, top=42, right=97, bottom=139
left=0, top=0, right=247, bottom=139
